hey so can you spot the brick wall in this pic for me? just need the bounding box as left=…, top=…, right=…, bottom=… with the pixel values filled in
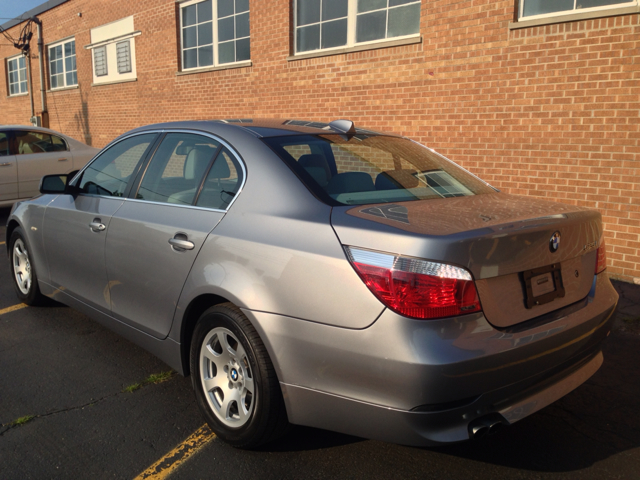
left=1, top=0, right=639, bottom=282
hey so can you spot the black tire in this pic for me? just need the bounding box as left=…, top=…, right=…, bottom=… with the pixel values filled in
left=9, top=227, right=46, bottom=306
left=190, top=303, right=289, bottom=448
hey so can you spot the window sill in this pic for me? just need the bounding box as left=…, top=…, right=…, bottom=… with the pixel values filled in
left=288, top=36, right=422, bottom=61
left=509, top=5, right=640, bottom=29
left=6, top=92, right=29, bottom=99
left=48, top=85, right=80, bottom=93
left=176, top=61, right=252, bottom=76
left=92, top=77, right=137, bottom=87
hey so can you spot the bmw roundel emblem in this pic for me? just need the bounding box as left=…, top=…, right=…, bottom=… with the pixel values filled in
left=549, top=231, right=561, bottom=253
left=231, top=369, right=238, bottom=381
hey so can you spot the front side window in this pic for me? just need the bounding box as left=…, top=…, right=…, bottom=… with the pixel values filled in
left=519, top=0, right=636, bottom=20
left=49, top=39, right=77, bottom=89
left=295, top=0, right=421, bottom=54
left=14, top=131, right=68, bottom=155
left=180, top=0, right=250, bottom=70
left=7, top=55, right=28, bottom=95
left=77, top=133, right=156, bottom=197
left=264, top=135, right=493, bottom=206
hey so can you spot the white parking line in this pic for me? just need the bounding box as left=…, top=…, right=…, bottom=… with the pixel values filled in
left=0, top=304, right=27, bottom=316
left=133, top=424, right=215, bottom=479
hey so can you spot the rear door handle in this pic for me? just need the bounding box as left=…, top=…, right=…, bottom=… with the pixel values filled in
left=169, top=237, right=195, bottom=251
left=58, top=157, right=68, bottom=162
left=0, top=162, right=11, bottom=167
left=89, top=219, right=106, bottom=232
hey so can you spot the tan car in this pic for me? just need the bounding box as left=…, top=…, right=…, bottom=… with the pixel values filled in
left=0, top=126, right=99, bottom=206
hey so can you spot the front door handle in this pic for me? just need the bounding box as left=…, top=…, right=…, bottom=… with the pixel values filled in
left=89, top=219, right=106, bottom=232
left=169, top=237, right=195, bottom=251
left=58, top=157, right=68, bottom=162
left=0, top=162, right=11, bottom=167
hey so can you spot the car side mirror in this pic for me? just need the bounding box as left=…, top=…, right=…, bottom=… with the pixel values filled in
left=39, top=174, right=81, bottom=195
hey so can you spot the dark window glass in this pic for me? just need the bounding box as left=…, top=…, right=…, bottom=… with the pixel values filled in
left=195, top=148, right=243, bottom=209
left=235, top=0, right=249, bottom=13
left=322, top=0, right=348, bottom=21
left=522, top=0, right=575, bottom=16
left=236, top=38, right=250, bottom=61
left=358, top=0, right=386, bottom=13
left=387, top=3, right=420, bottom=38
left=297, top=24, right=320, bottom=52
left=78, top=134, right=156, bottom=197
left=298, top=0, right=321, bottom=26
left=218, top=0, right=235, bottom=18
left=137, top=133, right=221, bottom=205
left=263, top=135, right=494, bottom=206
left=321, top=19, right=348, bottom=49
left=0, top=133, right=10, bottom=156
left=356, top=10, right=386, bottom=42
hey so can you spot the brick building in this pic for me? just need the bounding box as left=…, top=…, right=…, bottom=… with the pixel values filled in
left=2, top=0, right=639, bottom=283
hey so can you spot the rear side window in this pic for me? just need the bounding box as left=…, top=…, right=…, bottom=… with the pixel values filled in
left=77, top=133, right=156, bottom=197
left=263, top=135, right=494, bottom=206
left=14, top=130, right=67, bottom=154
left=195, top=148, right=243, bottom=210
left=136, top=133, right=221, bottom=205
left=0, top=132, right=9, bottom=156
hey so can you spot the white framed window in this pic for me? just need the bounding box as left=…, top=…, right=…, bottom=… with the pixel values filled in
left=7, top=54, right=28, bottom=96
left=519, top=0, right=637, bottom=21
left=48, top=38, right=77, bottom=89
left=295, top=0, right=421, bottom=55
left=85, top=17, right=139, bottom=85
left=180, top=0, right=251, bottom=71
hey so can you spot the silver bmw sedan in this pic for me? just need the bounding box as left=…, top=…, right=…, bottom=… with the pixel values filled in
left=6, top=119, right=618, bottom=448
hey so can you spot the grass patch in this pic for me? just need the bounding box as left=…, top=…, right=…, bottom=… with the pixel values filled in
left=622, top=316, right=640, bottom=325
left=123, top=371, right=174, bottom=393
left=12, top=415, right=35, bottom=426
left=123, top=383, right=142, bottom=393
left=145, top=371, right=174, bottom=385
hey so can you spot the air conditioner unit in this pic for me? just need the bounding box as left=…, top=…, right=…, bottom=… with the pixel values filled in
left=31, top=115, right=42, bottom=127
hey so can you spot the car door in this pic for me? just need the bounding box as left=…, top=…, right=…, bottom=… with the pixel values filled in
left=0, top=130, right=18, bottom=201
left=14, top=130, right=73, bottom=198
left=42, top=133, right=159, bottom=311
left=105, top=132, right=244, bottom=339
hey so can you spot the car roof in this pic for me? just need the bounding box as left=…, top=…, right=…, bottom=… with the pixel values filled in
left=0, top=125, right=69, bottom=136
left=130, top=119, right=398, bottom=138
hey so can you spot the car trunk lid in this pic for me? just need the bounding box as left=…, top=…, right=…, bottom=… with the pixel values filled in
left=331, top=192, right=602, bottom=328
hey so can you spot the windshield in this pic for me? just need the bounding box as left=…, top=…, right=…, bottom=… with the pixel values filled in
left=263, top=134, right=495, bottom=206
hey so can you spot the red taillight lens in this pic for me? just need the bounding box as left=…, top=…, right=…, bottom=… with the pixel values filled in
left=346, top=247, right=481, bottom=320
left=595, top=239, right=607, bottom=274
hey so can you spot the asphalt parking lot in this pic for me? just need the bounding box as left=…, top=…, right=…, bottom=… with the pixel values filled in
left=1, top=204, right=640, bottom=480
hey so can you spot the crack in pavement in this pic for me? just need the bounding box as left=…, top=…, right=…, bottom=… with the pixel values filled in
left=0, top=374, right=177, bottom=437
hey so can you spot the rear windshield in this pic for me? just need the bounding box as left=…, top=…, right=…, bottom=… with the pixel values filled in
left=263, top=134, right=495, bottom=206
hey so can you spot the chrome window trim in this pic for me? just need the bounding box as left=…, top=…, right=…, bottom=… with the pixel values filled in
left=70, top=128, right=247, bottom=213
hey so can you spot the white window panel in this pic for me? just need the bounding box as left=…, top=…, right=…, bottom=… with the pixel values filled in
left=7, top=55, right=28, bottom=96
left=86, top=17, right=138, bottom=85
left=519, top=0, right=637, bottom=20
left=116, top=41, right=132, bottom=73
left=295, top=0, right=421, bottom=55
left=94, top=46, right=108, bottom=77
left=180, top=0, right=251, bottom=71
left=48, top=39, right=77, bottom=89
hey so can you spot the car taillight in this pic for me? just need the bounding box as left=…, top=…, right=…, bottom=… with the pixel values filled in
left=346, top=247, right=481, bottom=320
left=595, top=239, right=607, bottom=274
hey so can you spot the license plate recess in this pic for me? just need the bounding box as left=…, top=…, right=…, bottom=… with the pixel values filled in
left=522, top=263, right=565, bottom=309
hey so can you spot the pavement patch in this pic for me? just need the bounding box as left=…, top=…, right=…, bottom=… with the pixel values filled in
left=134, top=424, right=215, bottom=480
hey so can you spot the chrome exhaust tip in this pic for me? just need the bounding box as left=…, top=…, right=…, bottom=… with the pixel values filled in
left=468, top=413, right=507, bottom=439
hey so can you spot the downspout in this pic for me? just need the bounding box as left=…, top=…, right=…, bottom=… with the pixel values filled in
left=32, top=17, right=48, bottom=127
left=26, top=52, right=35, bottom=121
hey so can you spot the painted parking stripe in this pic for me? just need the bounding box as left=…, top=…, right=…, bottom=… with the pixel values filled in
left=0, top=241, right=5, bottom=245
left=134, top=424, right=215, bottom=480
left=0, top=304, right=27, bottom=316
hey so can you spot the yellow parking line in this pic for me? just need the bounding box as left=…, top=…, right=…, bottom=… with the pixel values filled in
left=133, top=424, right=215, bottom=480
left=0, top=241, right=5, bottom=245
left=0, top=304, right=27, bottom=316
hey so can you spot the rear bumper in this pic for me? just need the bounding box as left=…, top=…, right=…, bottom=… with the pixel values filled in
left=281, top=348, right=603, bottom=445
left=244, top=273, right=618, bottom=445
